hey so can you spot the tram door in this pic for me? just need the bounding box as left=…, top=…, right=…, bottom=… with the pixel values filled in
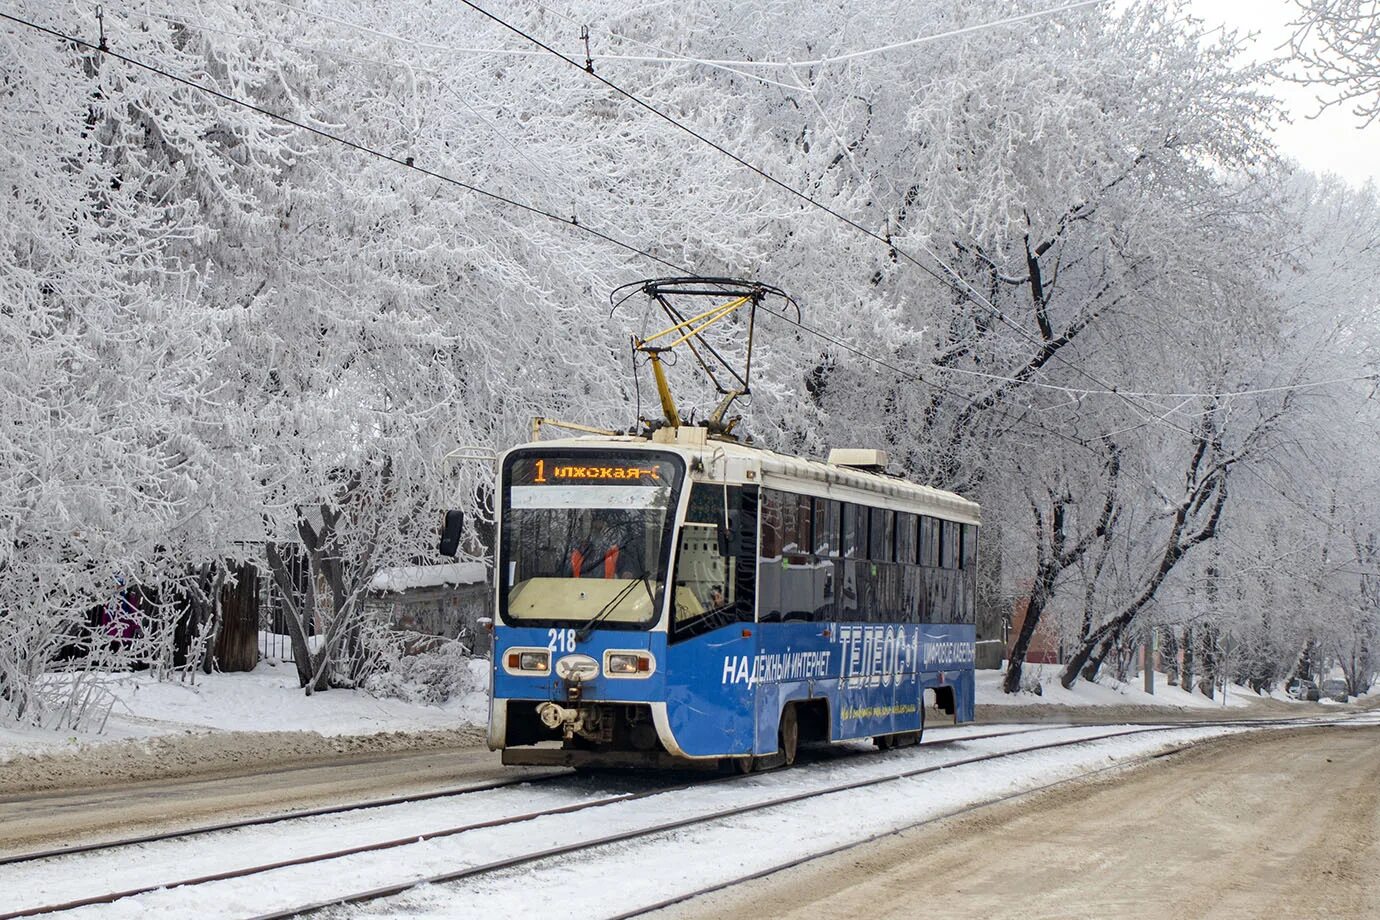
left=670, top=484, right=761, bottom=756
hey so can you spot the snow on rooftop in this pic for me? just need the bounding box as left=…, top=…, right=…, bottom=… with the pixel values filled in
left=368, top=562, right=488, bottom=593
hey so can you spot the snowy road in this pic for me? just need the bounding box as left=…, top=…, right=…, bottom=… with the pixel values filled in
left=5, top=718, right=1358, bottom=919
left=0, top=744, right=540, bottom=857
left=663, top=719, right=1380, bottom=920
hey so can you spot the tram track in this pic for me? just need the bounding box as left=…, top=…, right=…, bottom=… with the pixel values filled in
left=0, top=769, right=571, bottom=869
left=3, top=714, right=1360, bottom=919
left=606, top=738, right=1202, bottom=920
left=0, top=722, right=1066, bottom=919
left=621, top=710, right=1380, bottom=920
left=259, top=715, right=1358, bottom=920
left=0, top=720, right=1055, bottom=872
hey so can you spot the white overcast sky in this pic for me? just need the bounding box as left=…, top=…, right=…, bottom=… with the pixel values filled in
left=1188, top=0, right=1379, bottom=186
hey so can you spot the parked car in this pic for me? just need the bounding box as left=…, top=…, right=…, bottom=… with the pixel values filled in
left=1321, top=679, right=1350, bottom=703
left=1287, top=678, right=1322, bottom=701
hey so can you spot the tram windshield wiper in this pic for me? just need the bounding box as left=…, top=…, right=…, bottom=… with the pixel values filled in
left=574, top=569, right=652, bottom=643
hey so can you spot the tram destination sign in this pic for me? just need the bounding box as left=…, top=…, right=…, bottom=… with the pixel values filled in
left=510, top=455, right=675, bottom=487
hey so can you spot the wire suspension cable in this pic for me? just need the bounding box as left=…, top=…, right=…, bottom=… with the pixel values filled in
left=24, top=9, right=1363, bottom=413
left=453, top=0, right=1229, bottom=439
left=192, top=0, right=1111, bottom=82
left=770, top=0, right=1110, bottom=67
left=3, top=7, right=972, bottom=413
left=0, top=10, right=690, bottom=276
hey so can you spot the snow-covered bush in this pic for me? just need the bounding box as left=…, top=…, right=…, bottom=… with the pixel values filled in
left=364, top=639, right=486, bottom=706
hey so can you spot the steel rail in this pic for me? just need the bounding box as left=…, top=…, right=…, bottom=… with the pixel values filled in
left=4, top=715, right=1356, bottom=919
left=0, top=723, right=1067, bottom=920
left=616, top=711, right=1380, bottom=918
left=604, top=741, right=1199, bottom=920
left=0, top=722, right=1064, bottom=872
left=244, top=720, right=1295, bottom=920
left=0, top=769, right=570, bottom=868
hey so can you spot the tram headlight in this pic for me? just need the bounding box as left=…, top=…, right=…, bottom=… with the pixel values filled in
left=605, top=652, right=653, bottom=676
left=505, top=650, right=550, bottom=672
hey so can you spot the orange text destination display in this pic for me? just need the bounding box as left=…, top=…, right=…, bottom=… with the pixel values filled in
left=513, top=456, right=674, bottom=486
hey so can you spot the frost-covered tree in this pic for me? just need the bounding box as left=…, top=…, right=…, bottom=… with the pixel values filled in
left=3, top=0, right=1379, bottom=719
left=1288, top=0, right=1380, bottom=125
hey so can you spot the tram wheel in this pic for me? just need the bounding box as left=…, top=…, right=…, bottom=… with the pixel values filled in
left=873, top=734, right=894, bottom=751
left=734, top=755, right=758, bottom=774
left=778, top=705, right=799, bottom=766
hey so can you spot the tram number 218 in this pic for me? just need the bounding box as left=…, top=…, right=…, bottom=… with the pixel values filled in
left=547, top=628, right=576, bottom=654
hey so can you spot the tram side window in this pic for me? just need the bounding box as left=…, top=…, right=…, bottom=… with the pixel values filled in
left=903, top=564, right=926, bottom=624
left=961, top=524, right=977, bottom=624
left=671, top=484, right=755, bottom=642
left=813, top=498, right=840, bottom=557
left=812, top=498, right=840, bottom=620
left=940, top=520, right=960, bottom=569
left=842, top=503, right=866, bottom=558
left=896, top=512, right=918, bottom=565
left=785, top=492, right=818, bottom=620
left=786, top=493, right=813, bottom=556
left=869, top=508, right=895, bottom=562
left=833, top=504, right=855, bottom=617
left=919, top=516, right=940, bottom=568
left=759, top=490, right=784, bottom=560
left=758, top=489, right=827, bottom=622
left=848, top=507, right=888, bottom=621
left=757, top=489, right=785, bottom=622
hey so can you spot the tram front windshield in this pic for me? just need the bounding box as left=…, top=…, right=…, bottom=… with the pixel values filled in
left=499, top=452, right=682, bottom=628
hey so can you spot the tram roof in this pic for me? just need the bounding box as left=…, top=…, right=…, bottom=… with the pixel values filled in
left=510, top=434, right=981, bottom=526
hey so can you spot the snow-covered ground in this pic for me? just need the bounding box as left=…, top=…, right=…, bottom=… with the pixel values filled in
left=13, top=719, right=1349, bottom=919
left=0, top=659, right=1343, bottom=766
left=976, top=664, right=1297, bottom=710
left=0, top=662, right=489, bottom=762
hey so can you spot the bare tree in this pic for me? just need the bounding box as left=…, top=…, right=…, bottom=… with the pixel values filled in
left=1288, top=0, right=1380, bottom=125
left=1003, top=442, right=1120, bottom=693
left=1060, top=411, right=1236, bottom=688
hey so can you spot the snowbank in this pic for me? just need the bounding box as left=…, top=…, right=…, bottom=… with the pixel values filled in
left=977, top=665, right=1263, bottom=710
left=0, top=662, right=489, bottom=762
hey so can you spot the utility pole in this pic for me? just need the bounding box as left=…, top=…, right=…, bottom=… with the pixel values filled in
left=1143, top=633, right=1154, bottom=695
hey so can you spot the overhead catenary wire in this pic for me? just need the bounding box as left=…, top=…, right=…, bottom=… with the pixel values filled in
left=0, top=10, right=690, bottom=277
left=20, top=9, right=1366, bottom=413
left=2, top=7, right=968, bottom=412
left=452, top=0, right=1220, bottom=440
left=15, top=8, right=1368, bottom=597
left=86, top=4, right=1371, bottom=406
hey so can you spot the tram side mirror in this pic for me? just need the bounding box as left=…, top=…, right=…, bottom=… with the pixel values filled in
left=438, top=509, right=465, bottom=558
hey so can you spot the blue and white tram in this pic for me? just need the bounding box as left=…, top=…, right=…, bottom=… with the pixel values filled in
left=488, top=427, right=979, bottom=770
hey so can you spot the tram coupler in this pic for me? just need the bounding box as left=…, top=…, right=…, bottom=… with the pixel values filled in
left=536, top=701, right=583, bottom=739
